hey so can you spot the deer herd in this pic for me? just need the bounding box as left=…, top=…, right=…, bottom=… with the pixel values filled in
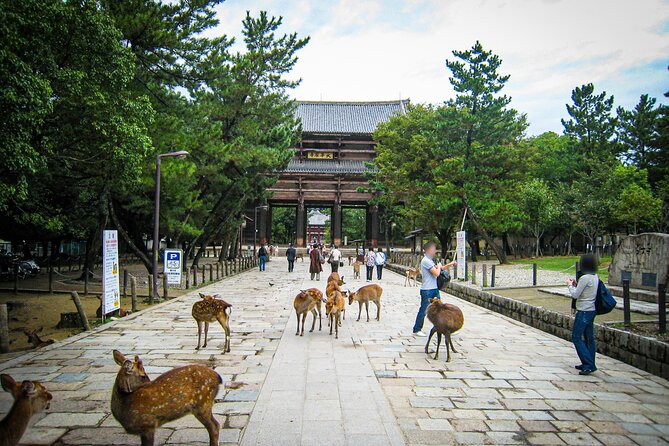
left=1, top=261, right=464, bottom=446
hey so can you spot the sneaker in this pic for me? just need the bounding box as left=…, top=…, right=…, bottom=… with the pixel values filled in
left=579, top=368, right=597, bottom=375
left=414, top=331, right=427, bottom=337
left=574, top=365, right=584, bottom=370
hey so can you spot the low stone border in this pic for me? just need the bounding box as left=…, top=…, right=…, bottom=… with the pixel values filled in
left=386, top=262, right=669, bottom=380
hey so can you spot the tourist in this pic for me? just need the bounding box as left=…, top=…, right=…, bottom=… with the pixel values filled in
left=365, top=247, right=376, bottom=282
left=413, top=242, right=457, bottom=337
left=375, top=247, right=386, bottom=280
left=356, top=244, right=365, bottom=263
left=567, top=254, right=599, bottom=375
left=247, top=245, right=252, bottom=258
left=328, top=244, right=342, bottom=273
left=257, top=244, right=268, bottom=272
left=309, top=243, right=323, bottom=280
left=286, top=243, right=297, bottom=272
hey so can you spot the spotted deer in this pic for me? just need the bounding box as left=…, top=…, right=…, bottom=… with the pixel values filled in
left=346, top=284, right=382, bottom=322
left=293, top=288, right=324, bottom=336
left=0, top=374, right=52, bottom=446
left=111, top=350, right=221, bottom=446
left=191, top=293, right=232, bottom=352
left=22, top=327, right=54, bottom=349
left=425, top=298, right=464, bottom=362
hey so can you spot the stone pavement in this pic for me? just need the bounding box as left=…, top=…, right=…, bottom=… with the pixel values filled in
left=1, top=258, right=668, bottom=446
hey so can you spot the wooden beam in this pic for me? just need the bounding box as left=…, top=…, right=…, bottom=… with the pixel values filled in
left=301, top=147, right=376, bottom=154
left=300, top=139, right=377, bottom=145
left=274, top=180, right=369, bottom=185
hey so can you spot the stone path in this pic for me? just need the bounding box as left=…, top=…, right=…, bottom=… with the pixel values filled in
left=1, top=258, right=668, bottom=446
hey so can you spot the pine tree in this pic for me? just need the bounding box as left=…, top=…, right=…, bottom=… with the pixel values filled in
left=617, top=94, right=660, bottom=169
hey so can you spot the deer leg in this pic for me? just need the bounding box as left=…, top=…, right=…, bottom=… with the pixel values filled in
left=203, top=321, right=209, bottom=349
left=295, top=310, right=300, bottom=335
left=365, top=301, right=370, bottom=322
left=310, top=308, right=317, bottom=332
left=301, top=313, right=307, bottom=336
left=449, top=335, right=458, bottom=353
left=335, top=314, right=339, bottom=339
left=445, top=333, right=452, bottom=362
left=218, top=316, right=231, bottom=353
left=317, top=303, right=322, bottom=331
left=434, top=332, right=442, bottom=360
left=425, top=327, right=436, bottom=354
left=342, top=308, right=345, bottom=321
left=194, top=409, right=220, bottom=446
left=140, top=431, right=155, bottom=446
left=376, top=300, right=381, bottom=321
left=196, top=320, right=203, bottom=350
left=329, top=314, right=333, bottom=335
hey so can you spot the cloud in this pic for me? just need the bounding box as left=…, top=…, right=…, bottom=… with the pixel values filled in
left=208, top=0, right=669, bottom=134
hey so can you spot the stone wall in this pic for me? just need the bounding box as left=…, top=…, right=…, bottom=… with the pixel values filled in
left=609, top=232, right=669, bottom=291
left=385, top=262, right=669, bottom=380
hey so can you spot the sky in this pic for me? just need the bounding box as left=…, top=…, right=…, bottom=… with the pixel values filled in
left=207, top=0, right=669, bottom=135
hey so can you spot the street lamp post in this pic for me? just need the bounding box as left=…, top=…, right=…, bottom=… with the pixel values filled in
left=153, top=150, right=189, bottom=302
left=253, top=205, right=268, bottom=254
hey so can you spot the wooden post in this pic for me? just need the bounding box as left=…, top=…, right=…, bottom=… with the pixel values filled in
left=659, top=283, right=666, bottom=335
left=84, top=268, right=89, bottom=296
left=464, top=260, right=469, bottom=281
left=123, top=269, right=128, bottom=299
left=532, top=263, right=538, bottom=286
left=482, top=264, right=488, bottom=288
left=131, top=276, right=137, bottom=312
left=163, top=274, right=169, bottom=300
left=201, top=265, right=205, bottom=283
left=224, top=261, right=229, bottom=277
left=193, top=267, right=198, bottom=286
left=216, top=263, right=220, bottom=280
left=185, top=267, right=191, bottom=289
left=0, top=304, right=9, bottom=353
left=623, top=279, right=631, bottom=327
left=68, top=257, right=73, bottom=272
left=453, top=262, right=458, bottom=281
left=471, top=264, right=477, bottom=285
left=70, top=291, right=91, bottom=331
left=209, top=264, right=213, bottom=282
left=491, top=264, right=496, bottom=288
left=48, top=261, right=54, bottom=294
left=13, top=264, right=18, bottom=294
left=148, top=274, right=154, bottom=304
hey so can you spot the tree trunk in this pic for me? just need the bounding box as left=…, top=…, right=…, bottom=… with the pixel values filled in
left=464, top=204, right=508, bottom=264
left=468, top=238, right=478, bottom=262
left=109, top=200, right=153, bottom=273
left=535, top=235, right=540, bottom=257
left=436, top=229, right=452, bottom=260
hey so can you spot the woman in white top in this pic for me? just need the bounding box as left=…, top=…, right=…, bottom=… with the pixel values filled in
left=374, top=247, right=386, bottom=280
left=567, top=254, right=599, bottom=375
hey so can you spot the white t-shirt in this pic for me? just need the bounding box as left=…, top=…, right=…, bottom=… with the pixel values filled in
left=568, top=274, right=599, bottom=312
left=375, top=252, right=386, bottom=265
left=330, top=248, right=341, bottom=261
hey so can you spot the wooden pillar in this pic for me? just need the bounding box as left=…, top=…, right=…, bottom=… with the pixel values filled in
left=369, top=204, right=379, bottom=248
left=332, top=202, right=342, bottom=246
left=265, top=205, right=273, bottom=245
left=258, top=205, right=269, bottom=245
left=296, top=201, right=306, bottom=247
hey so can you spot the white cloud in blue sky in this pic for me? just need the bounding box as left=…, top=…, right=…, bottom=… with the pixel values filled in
left=208, top=0, right=669, bottom=135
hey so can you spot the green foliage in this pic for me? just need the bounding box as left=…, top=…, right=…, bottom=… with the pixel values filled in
left=519, top=179, right=558, bottom=256
left=272, top=207, right=297, bottom=244
left=562, top=83, right=617, bottom=157
left=617, top=94, right=661, bottom=169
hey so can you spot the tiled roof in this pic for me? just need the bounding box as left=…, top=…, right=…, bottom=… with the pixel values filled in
left=283, top=159, right=376, bottom=174
left=295, top=100, right=408, bottom=135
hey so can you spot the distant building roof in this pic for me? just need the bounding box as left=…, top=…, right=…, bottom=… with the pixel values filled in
left=308, top=209, right=330, bottom=226
left=296, top=100, right=408, bottom=135
left=284, top=159, right=376, bottom=174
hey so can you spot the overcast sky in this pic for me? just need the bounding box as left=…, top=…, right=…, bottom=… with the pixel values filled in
left=208, top=0, right=669, bottom=135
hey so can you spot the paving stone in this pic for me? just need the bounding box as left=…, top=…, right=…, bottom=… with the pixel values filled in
left=557, top=432, right=602, bottom=445
left=416, top=418, right=454, bottom=431
left=526, top=432, right=566, bottom=445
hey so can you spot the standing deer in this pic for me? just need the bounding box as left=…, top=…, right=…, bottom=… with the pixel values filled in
left=111, top=350, right=221, bottom=446
left=346, top=284, right=382, bottom=322
left=22, top=327, right=55, bottom=349
left=326, top=290, right=346, bottom=339
left=352, top=261, right=361, bottom=279
left=192, top=293, right=232, bottom=352
left=404, top=267, right=419, bottom=287
left=326, top=278, right=345, bottom=325
left=0, top=374, right=52, bottom=446
left=425, top=298, right=464, bottom=362
left=293, top=288, right=324, bottom=336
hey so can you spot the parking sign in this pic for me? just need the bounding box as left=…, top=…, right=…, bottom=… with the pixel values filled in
left=164, top=249, right=182, bottom=285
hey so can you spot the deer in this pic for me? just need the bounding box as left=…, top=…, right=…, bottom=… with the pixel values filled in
left=296, top=253, right=304, bottom=262
left=0, top=374, right=52, bottom=446
left=352, top=261, right=361, bottom=280
left=111, top=350, right=221, bottom=446
left=326, top=289, right=346, bottom=339
left=424, top=298, right=464, bottom=362
left=293, top=288, right=324, bottom=336
left=326, top=278, right=346, bottom=326
left=22, top=327, right=54, bottom=349
left=346, top=284, right=382, bottom=322
left=404, top=267, right=419, bottom=287
left=191, top=293, right=232, bottom=352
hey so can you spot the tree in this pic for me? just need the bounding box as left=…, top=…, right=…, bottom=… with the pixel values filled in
left=519, top=179, right=558, bottom=257
left=562, top=83, right=617, bottom=157
left=615, top=183, right=661, bottom=234
left=617, top=94, right=661, bottom=169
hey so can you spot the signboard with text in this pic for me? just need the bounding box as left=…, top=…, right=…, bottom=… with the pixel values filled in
left=102, top=230, right=121, bottom=315
left=164, top=249, right=183, bottom=286
left=456, top=231, right=466, bottom=280
left=307, top=151, right=334, bottom=160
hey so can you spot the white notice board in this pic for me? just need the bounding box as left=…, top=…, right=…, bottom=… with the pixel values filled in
left=102, top=230, right=121, bottom=314
left=456, top=231, right=466, bottom=280
left=164, top=249, right=183, bottom=286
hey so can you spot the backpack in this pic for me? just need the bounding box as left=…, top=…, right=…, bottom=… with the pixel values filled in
left=595, top=280, right=616, bottom=315
left=437, top=269, right=451, bottom=289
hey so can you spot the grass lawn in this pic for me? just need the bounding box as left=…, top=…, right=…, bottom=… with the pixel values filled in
left=513, top=255, right=611, bottom=282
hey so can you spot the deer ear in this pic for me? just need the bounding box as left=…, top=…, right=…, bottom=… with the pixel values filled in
left=113, top=350, right=127, bottom=366
left=134, top=355, right=142, bottom=366
left=0, top=374, right=17, bottom=394
left=199, top=293, right=206, bottom=299
left=213, top=294, right=221, bottom=298
left=21, top=381, right=36, bottom=396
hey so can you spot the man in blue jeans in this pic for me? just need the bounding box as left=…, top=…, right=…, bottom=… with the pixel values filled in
left=413, top=242, right=457, bottom=336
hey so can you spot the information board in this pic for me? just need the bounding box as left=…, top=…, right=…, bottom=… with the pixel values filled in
left=102, top=230, right=121, bottom=315
left=456, top=230, right=466, bottom=280
left=164, top=249, right=183, bottom=286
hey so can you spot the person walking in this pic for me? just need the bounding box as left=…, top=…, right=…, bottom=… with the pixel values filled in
left=375, top=247, right=386, bottom=280
left=413, top=242, right=457, bottom=337
left=356, top=245, right=365, bottom=263
left=286, top=243, right=296, bottom=272
left=257, top=244, right=268, bottom=271
left=567, top=254, right=599, bottom=375
left=328, top=244, right=342, bottom=273
left=365, top=247, right=376, bottom=282
left=309, top=243, right=323, bottom=280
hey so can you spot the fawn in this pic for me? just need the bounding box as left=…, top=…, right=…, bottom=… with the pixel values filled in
left=346, top=284, right=382, bottom=322
left=192, top=293, right=232, bottom=352
left=22, top=327, right=54, bottom=349
left=325, top=279, right=345, bottom=326
left=404, top=267, right=419, bottom=287
left=0, top=374, right=52, bottom=446
left=425, top=298, right=464, bottom=362
left=352, top=261, right=361, bottom=279
left=326, top=289, right=346, bottom=339
left=111, top=350, right=221, bottom=446
left=327, top=272, right=345, bottom=284
left=293, top=288, right=324, bottom=336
